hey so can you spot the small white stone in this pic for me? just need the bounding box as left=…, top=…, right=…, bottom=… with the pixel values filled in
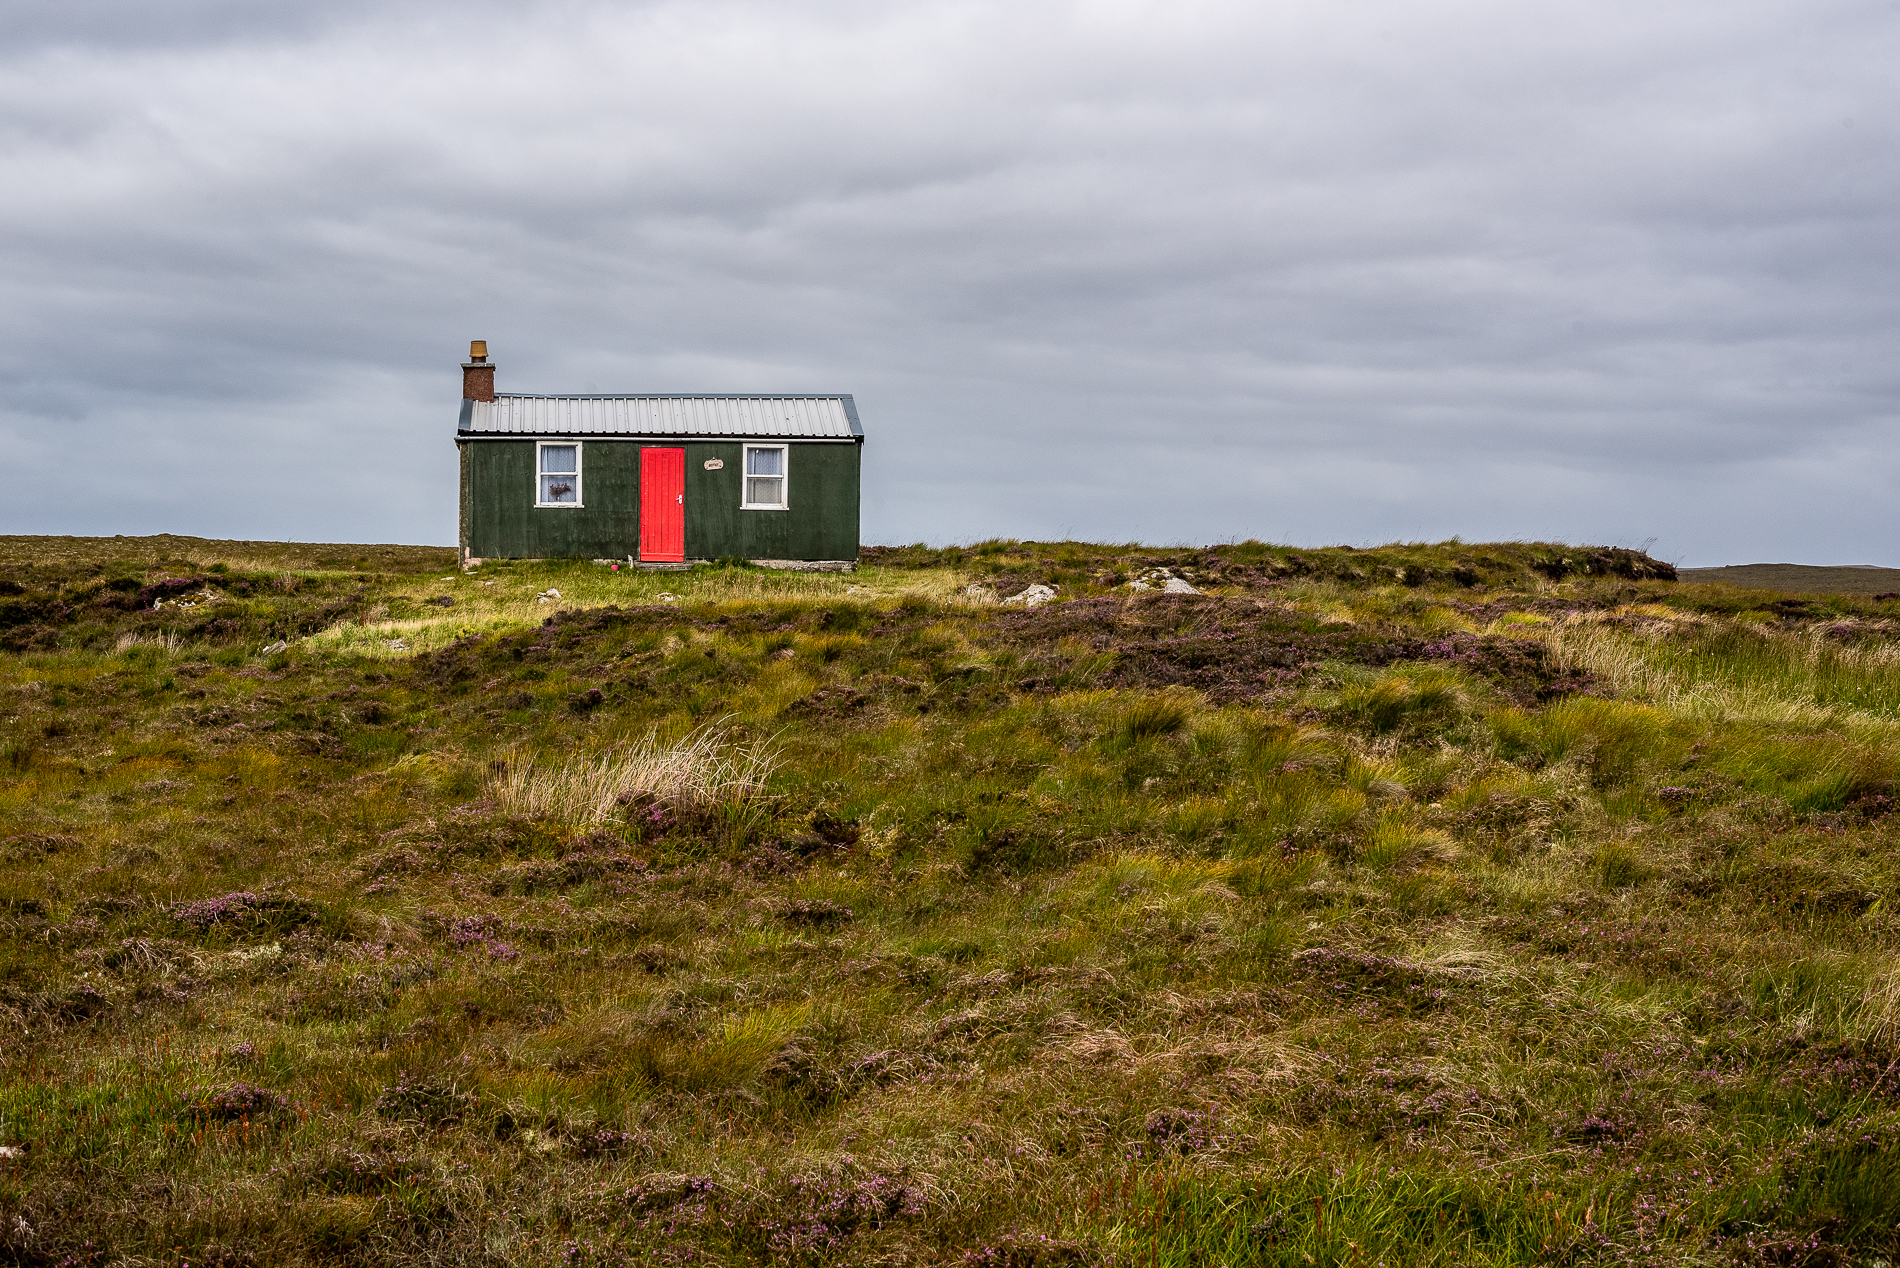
left=1001, top=583, right=1057, bottom=608
left=1161, top=577, right=1201, bottom=594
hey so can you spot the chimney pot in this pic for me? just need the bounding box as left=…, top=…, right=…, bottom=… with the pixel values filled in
left=469, top=339, right=488, bottom=362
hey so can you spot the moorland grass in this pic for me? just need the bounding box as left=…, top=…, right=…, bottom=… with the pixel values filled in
left=1, top=538, right=1899, bottom=1264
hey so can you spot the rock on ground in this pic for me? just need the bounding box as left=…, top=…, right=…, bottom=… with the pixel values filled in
left=1127, top=568, right=1201, bottom=595
left=1002, top=584, right=1058, bottom=608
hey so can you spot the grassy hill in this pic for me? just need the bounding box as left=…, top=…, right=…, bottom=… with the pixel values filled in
left=3, top=536, right=1900, bottom=1265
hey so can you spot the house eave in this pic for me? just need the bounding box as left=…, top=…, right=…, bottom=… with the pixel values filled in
left=455, top=432, right=862, bottom=444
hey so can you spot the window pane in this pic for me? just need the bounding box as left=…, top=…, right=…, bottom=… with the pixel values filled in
left=746, top=476, right=783, bottom=506
left=541, top=474, right=578, bottom=503
left=745, top=447, right=783, bottom=477
left=540, top=445, right=577, bottom=474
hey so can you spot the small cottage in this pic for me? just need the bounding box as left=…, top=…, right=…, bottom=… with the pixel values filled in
left=454, top=342, right=863, bottom=567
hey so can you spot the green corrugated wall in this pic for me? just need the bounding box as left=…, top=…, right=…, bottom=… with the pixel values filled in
left=460, top=439, right=860, bottom=561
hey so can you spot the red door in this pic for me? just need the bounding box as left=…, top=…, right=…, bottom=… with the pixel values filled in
left=639, top=447, right=686, bottom=562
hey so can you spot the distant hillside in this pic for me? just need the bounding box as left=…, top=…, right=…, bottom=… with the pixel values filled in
left=1678, top=563, right=1900, bottom=595
left=0, top=533, right=454, bottom=573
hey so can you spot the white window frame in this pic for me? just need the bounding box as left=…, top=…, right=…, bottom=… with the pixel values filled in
left=535, top=440, right=583, bottom=509
left=741, top=443, right=789, bottom=511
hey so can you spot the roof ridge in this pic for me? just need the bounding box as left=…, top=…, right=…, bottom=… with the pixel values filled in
left=463, top=394, right=862, bottom=439
left=495, top=392, right=851, bottom=401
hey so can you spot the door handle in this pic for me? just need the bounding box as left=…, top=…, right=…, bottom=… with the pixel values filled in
left=676, top=495, right=682, bottom=503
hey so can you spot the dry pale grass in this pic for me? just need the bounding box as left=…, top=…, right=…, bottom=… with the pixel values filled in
left=1540, top=617, right=1895, bottom=730
left=489, top=723, right=778, bottom=825
left=1858, top=968, right=1900, bottom=1049
left=113, top=631, right=181, bottom=653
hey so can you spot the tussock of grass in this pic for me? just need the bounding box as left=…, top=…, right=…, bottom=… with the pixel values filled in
left=1361, top=814, right=1457, bottom=871
left=489, top=723, right=778, bottom=825
left=112, top=630, right=181, bottom=653
left=1858, top=968, right=1900, bottom=1047
left=1329, top=664, right=1474, bottom=734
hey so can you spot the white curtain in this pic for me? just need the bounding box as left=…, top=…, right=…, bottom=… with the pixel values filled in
left=540, top=445, right=577, bottom=474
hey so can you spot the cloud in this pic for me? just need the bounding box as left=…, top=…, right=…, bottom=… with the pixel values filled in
left=1, top=0, right=1896, bottom=561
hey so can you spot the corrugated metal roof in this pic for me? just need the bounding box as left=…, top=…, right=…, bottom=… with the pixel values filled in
left=462, top=394, right=861, bottom=439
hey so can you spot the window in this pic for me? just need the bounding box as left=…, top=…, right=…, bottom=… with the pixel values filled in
left=536, top=442, right=581, bottom=507
left=742, top=444, right=787, bottom=510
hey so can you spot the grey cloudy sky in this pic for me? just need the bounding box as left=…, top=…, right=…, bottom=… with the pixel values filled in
left=3, top=0, right=1895, bottom=563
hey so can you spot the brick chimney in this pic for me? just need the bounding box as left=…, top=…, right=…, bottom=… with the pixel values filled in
left=462, top=340, right=495, bottom=402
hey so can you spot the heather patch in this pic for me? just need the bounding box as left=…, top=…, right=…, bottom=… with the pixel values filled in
left=1492, top=911, right=1734, bottom=980
left=569, top=1128, right=653, bottom=1159
left=187, top=1082, right=291, bottom=1123
left=960, top=1233, right=1102, bottom=1267
left=775, top=898, right=854, bottom=928
left=617, top=1174, right=722, bottom=1239
left=1134, top=1106, right=1236, bottom=1158
left=755, top=1167, right=929, bottom=1257
left=0, top=562, right=391, bottom=654
left=995, top=595, right=1589, bottom=704
left=1287, top=1058, right=1513, bottom=1142
left=373, top=1074, right=477, bottom=1126
left=169, top=892, right=321, bottom=938
left=485, top=847, right=647, bottom=896
left=295, top=1150, right=434, bottom=1195
left=1289, top=946, right=1481, bottom=1015
left=1, top=832, right=82, bottom=859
